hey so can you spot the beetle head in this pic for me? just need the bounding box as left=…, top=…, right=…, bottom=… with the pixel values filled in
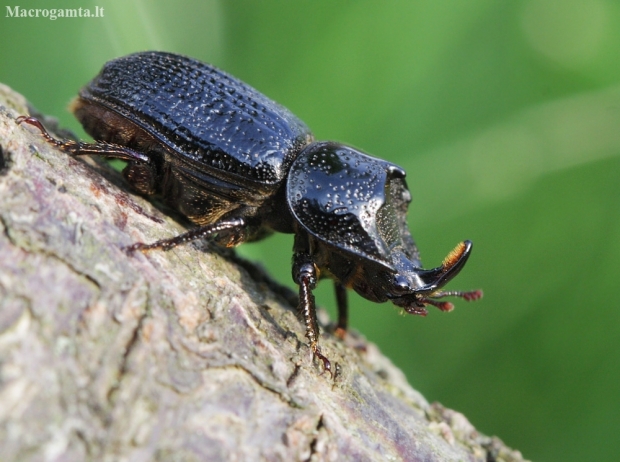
left=388, top=240, right=482, bottom=315
left=287, top=141, right=482, bottom=312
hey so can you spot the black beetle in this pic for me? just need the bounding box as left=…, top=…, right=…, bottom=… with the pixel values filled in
left=17, top=51, right=481, bottom=374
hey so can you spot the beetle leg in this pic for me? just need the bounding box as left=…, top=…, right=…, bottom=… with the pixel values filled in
left=124, top=217, right=246, bottom=253
left=334, top=282, right=348, bottom=339
left=293, top=255, right=332, bottom=376
left=16, top=116, right=150, bottom=163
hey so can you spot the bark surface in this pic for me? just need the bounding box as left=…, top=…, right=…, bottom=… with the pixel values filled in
left=0, top=84, right=528, bottom=462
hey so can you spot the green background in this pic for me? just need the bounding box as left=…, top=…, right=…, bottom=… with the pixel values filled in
left=2, top=1, right=619, bottom=460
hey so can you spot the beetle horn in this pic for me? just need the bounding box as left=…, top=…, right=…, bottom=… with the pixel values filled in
left=416, top=240, right=473, bottom=291
left=403, top=240, right=482, bottom=313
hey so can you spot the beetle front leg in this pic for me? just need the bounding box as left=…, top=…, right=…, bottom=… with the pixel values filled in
left=293, top=254, right=331, bottom=376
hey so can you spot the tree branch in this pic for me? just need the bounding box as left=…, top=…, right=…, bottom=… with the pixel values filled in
left=0, top=83, right=527, bottom=461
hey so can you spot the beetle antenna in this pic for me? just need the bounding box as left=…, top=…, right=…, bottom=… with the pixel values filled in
left=412, top=289, right=483, bottom=314
left=430, top=289, right=483, bottom=302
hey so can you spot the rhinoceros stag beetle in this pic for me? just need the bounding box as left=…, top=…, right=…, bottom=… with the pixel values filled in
left=17, top=51, right=482, bottom=374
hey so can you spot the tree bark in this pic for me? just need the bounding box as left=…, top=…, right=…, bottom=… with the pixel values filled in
left=0, top=83, right=527, bottom=462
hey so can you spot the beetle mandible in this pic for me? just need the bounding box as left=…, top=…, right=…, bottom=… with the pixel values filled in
left=17, top=51, right=482, bottom=374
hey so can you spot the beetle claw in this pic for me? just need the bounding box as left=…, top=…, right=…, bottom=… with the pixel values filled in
left=16, top=116, right=64, bottom=148
left=312, top=344, right=332, bottom=378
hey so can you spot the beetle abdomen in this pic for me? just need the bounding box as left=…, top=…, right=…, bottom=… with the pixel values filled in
left=75, top=51, right=313, bottom=187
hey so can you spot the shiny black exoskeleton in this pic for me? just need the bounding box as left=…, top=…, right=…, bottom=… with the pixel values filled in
left=17, top=51, right=482, bottom=374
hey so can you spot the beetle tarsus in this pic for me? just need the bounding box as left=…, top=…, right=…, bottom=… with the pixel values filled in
left=16, top=116, right=64, bottom=147
left=296, top=262, right=320, bottom=344
left=295, top=259, right=333, bottom=377
left=312, top=343, right=332, bottom=377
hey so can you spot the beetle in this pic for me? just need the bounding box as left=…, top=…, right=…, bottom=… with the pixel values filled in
left=17, top=51, right=482, bottom=374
